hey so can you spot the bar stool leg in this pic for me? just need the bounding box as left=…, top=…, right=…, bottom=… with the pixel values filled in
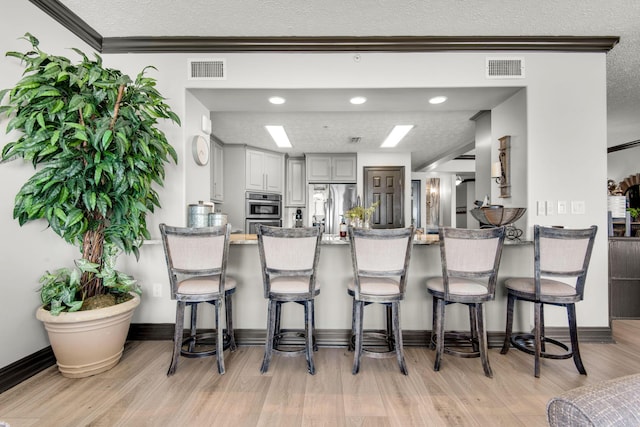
left=261, top=299, right=277, bottom=374
left=305, top=300, right=316, bottom=375
left=469, top=304, right=479, bottom=353
left=430, top=297, right=437, bottom=350
left=534, top=301, right=543, bottom=378
left=392, top=301, right=408, bottom=375
left=225, top=292, right=237, bottom=351
left=434, top=297, right=446, bottom=372
left=501, top=293, right=515, bottom=354
left=188, top=303, right=198, bottom=353
left=168, top=301, right=186, bottom=376
left=475, top=303, right=492, bottom=378
left=215, top=300, right=225, bottom=374
left=386, top=304, right=394, bottom=352
left=352, top=300, right=364, bottom=375
left=567, top=303, right=587, bottom=375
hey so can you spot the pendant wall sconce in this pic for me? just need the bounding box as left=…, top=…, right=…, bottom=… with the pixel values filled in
left=490, top=135, right=511, bottom=198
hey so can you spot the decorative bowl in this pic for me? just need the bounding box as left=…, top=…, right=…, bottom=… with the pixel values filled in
left=470, top=206, right=527, bottom=226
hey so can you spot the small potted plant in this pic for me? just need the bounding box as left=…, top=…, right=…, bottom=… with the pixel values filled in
left=627, top=208, right=640, bottom=222
left=345, top=202, right=380, bottom=229
left=0, top=34, right=180, bottom=377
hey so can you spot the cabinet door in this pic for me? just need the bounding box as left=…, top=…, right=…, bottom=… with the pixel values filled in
left=263, top=152, right=283, bottom=193
left=286, top=158, right=306, bottom=206
left=211, top=142, right=224, bottom=201
left=246, top=149, right=265, bottom=191
left=306, top=155, right=332, bottom=182
left=332, top=155, right=357, bottom=182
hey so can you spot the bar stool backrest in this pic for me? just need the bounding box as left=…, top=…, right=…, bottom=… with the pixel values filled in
left=534, top=225, right=598, bottom=300
left=349, top=226, right=414, bottom=298
left=257, top=225, right=322, bottom=298
left=160, top=223, right=231, bottom=300
left=439, top=226, right=506, bottom=300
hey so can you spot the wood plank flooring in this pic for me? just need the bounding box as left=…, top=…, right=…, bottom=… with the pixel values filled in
left=1, top=320, right=640, bottom=426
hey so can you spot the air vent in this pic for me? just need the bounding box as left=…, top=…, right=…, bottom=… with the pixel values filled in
left=188, top=59, right=226, bottom=80
left=486, top=57, right=525, bottom=79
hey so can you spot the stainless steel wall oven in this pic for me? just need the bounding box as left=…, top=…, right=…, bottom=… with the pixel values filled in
left=245, top=192, right=282, bottom=233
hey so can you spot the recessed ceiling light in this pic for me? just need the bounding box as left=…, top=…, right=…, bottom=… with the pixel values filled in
left=265, top=125, right=292, bottom=147
left=381, top=125, right=414, bottom=148
left=429, top=96, right=447, bottom=105
left=350, top=96, right=367, bottom=105
left=269, top=96, right=286, bottom=105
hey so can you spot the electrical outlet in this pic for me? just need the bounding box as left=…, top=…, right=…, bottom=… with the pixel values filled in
left=537, top=201, right=546, bottom=216
left=152, top=283, right=162, bottom=298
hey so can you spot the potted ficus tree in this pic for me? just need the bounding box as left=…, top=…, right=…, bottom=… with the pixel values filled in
left=0, top=34, right=180, bottom=377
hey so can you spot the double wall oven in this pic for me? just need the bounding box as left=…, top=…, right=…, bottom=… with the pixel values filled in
left=245, top=192, right=282, bottom=234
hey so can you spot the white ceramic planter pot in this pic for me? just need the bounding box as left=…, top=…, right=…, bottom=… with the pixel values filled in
left=35, top=293, right=140, bottom=378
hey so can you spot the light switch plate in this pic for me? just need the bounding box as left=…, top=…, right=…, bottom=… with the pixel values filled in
left=537, top=201, right=546, bottom=216
left=557, top=200, right=567, bottom=215
left=571, top=200, right=586, bottom=215
left=546, top=200, right=556, bottom=216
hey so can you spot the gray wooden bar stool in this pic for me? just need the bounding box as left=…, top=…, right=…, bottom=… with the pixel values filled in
left=159, top=223, right=237, bottom=376
left=426, top=226, right=505, bottom=377
left=501, top=225, right=597, bottom=377
left=347, top=226, right=414, bottom=375
left=257, top=225, right=322, bottom=375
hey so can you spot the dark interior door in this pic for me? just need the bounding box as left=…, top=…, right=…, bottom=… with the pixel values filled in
left=364, top=166, right=404, bottom=228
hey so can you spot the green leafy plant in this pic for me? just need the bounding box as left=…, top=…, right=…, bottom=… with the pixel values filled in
left=628, top=208, right=640, bottom=221
left=0, top=33, right=179, bottom=313
left=345, top=201, right=380, bottom=224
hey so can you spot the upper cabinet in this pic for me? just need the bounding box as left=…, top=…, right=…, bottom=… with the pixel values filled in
left=210, top=140, right=224, bottom=202
left=286, top=157, right=306, bottom=206
left=245, top=148, right=283, bottom=193
left=306, top=154, right=357, bottom=183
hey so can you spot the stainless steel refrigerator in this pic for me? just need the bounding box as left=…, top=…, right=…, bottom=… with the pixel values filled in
left=308, top=183, right=357, bottom=234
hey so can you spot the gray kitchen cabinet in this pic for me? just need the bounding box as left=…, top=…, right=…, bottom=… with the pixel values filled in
left=210, top=140, right=224, bottom=202
left=246, top=148, right=283, bottom=193
left=286, top=157, right=306, bottom=206
left=306, top=153, right=356, bottom=183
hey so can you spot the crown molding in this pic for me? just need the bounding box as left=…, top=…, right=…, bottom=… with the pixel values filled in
left=29, top=0, right=102, bottom=51
left=30, top=0, right=619, bottom=54
left=101, top=35, right=620, bottom=54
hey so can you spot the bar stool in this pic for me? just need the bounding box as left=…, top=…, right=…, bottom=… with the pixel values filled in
left=347, top=226, right=414, bottom=375
left=426, top=226, right=505, bottom=377
left=159, top=223, right=237, bottom=376
left=501, top=225, right=597, bottom=377
left=257, top=225, right=322, bottom=375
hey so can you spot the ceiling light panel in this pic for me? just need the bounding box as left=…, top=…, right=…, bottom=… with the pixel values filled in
left=265, top=125, right=292, bottom=147
left=380, top=125, right=414, bottom=148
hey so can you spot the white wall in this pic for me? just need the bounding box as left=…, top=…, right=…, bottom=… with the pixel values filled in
left=0, top=2, right=97, bottom=366
left=1, top=5, right=610, bottom=368
left=184, top=91, right=213, bottom=209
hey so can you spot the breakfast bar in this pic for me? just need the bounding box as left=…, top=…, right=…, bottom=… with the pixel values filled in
left=225, top=234, right=533, bottom=344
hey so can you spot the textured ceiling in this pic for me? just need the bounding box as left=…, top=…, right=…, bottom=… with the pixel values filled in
left=54, top=0, right=640, bottom=168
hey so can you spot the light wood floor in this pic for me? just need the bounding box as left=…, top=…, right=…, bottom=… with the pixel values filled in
left=1, top=320, right=640, bottom=426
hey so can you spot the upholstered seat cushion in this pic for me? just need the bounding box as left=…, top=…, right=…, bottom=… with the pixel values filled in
left=348, top=277, right=401, bottom=296
left=270, top=276, right=319, bottom=294
left=547, top=373, right=640, bottom=426
left=177, top=275, right=237, bottom=295
left=425, top=277, right=489, bottom=296
left=505, top=277, right=577, bottom=297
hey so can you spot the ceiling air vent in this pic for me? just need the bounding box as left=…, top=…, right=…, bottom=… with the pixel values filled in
left=486, top=57, right=525, bottom=79
left=188, top=59, right=226, bottom=80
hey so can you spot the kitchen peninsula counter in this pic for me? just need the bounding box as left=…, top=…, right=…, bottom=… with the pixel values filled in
left=225, top=233, right=533, bottom=343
